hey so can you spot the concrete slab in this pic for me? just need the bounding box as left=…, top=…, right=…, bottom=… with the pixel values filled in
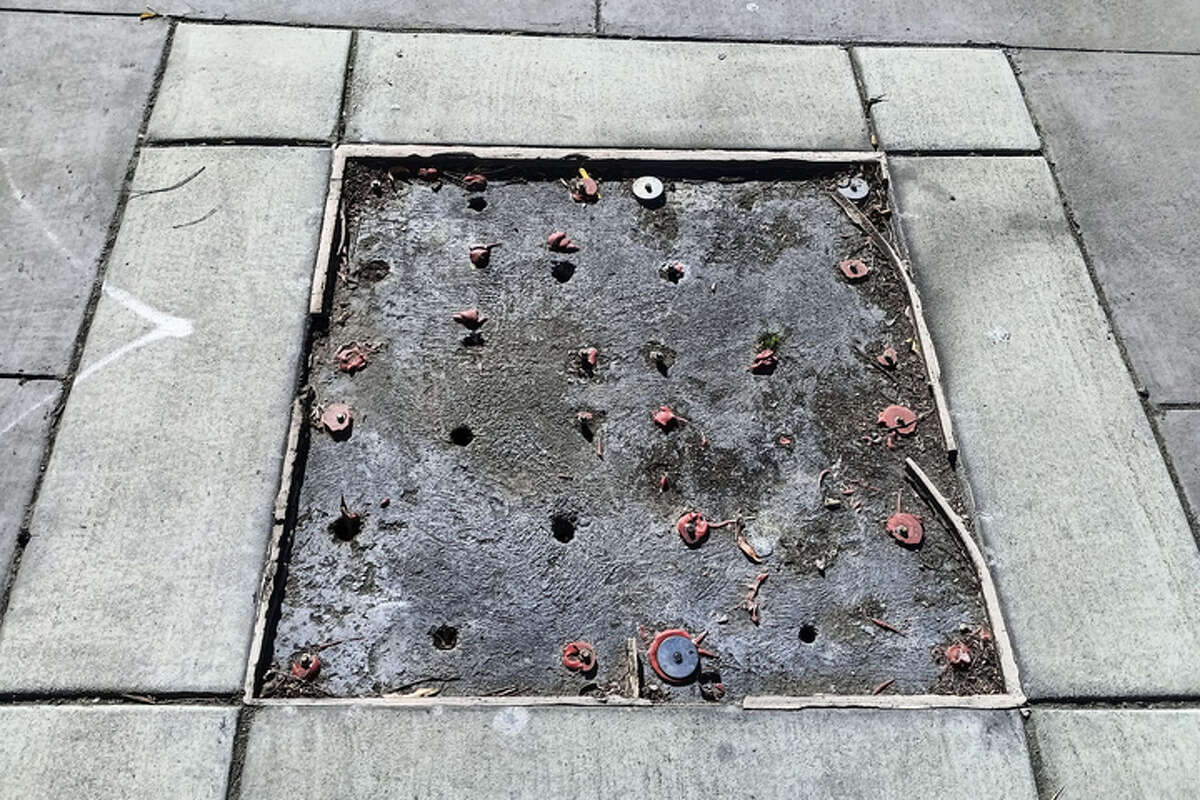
left=0, top=146, right=328, bottom=694
left=854, top=48, right=1038, bottom=152
left=148, top=24, right=351, bottom=142
left=0, top=705, right=236, bottom=799
left=1162, top=411, right=1200, bottom=521
left=0, top=12, right=166, bottom=375
left=891, top=156, right=1200, bottom=698
left=1013, top=51, right=1200, bottom=405
left=1028, top=709, right=1200, bottom=799
left=241, top=705, right=1037, bottom=798
left=0, top=380, right=60, bottom=574
left=2, top=0, right=595, bottom=33
left=346, top=34, right=868, bottom=149
left=599, top=0, right=1200, bottom=53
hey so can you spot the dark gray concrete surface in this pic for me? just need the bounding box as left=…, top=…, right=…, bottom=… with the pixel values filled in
left=1013, top=51, right=1200, bottom=406
left=269, top=160, right=997, bottom=700
left=0, top=12, right=166, bottom=375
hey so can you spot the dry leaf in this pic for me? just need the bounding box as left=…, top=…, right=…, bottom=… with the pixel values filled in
left=736, top=531, right=763, bottom=563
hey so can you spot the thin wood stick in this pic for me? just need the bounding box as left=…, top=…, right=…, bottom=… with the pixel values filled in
left=905, top=458, right=1023, bottom=699
left=833, top=191, right=958, bottom=459
left=620, top=637, right=641, bottom=699
left=309, top=149, right=347, bottom=314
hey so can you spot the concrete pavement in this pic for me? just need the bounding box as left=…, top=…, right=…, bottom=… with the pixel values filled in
left=1, top=6, right=1198, bottom=798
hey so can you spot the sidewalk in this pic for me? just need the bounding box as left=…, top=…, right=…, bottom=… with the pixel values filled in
left=1, top=6, right=1198, bottom=798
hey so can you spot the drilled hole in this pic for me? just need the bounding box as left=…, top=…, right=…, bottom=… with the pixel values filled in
left=550, top=261, right=576, bottom=283
left=467, top=196, right=487, bottom=211
left=449, top=425, right=474, bottom=446
left=330, top=515, right=360, bottom=541
left=430, top=624, right=458, bottom=650
left=799, top=624, right=817, bottom=644
left=551, top=514, right=576, bottom=543
left=358, top=259, right=390, bottom=282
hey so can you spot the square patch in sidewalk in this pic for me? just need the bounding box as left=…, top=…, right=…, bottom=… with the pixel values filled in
left=256, top=150, right=1005, bottom=703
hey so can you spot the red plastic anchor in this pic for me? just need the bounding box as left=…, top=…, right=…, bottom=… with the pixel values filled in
left=547, top=231, right=580, bottom=253
left=570, top=170, right=599, bottom=203
left=676, top=511, right=709, bottom=546
left=748, top=348, right=779, bottom=375
left=335, top=342, right=370, bottom=374
left=877, top=404, right=918, bottom=435
left=886, top=492, right=924, bottom=546
left=290, top=651, right=320, bottom=680
left=321, top=403, right=353, bottom=437
left=647, top=628, right=715, bottom=684
left=839, top=258, right=871, bottom=281
left=468, top=242, right=500, bottom=267
left=561, top=640, right=597, bottom=673
left=659, top=261, right=686, bottom=283
left=675, top=511, right=737, bottom=547
left=652, top=405, right=690, bottom=431
left=452, top=308, right=487, bottom=330
left=946, top=641, right=972, bottom=668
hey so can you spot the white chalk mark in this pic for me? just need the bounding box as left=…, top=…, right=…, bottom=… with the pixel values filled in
left=0, top=153, right=196, bottom=441
left=75, top=284, right=194, bottom=383
left=0, top=285, right=194, bottom=438
left=0, top=286, right=194, bottom=438
left=0, top=389, right=57, bottom=438
left=0, top=150, right=88, bottom=271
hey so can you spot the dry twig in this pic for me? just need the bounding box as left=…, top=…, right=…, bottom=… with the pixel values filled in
left=130, top=166, right=205, bottom=198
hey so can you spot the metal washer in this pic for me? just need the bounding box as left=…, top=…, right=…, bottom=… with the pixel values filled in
left=633, top=176, right=665, bottom=205
left=837, top=176, right=870, bottom=201
left=653, top=634, right=699, bottom=681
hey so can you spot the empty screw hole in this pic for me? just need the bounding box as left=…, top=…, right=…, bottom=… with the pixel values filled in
left=359, top=259, right=390, bottom=282
left=467, top=196, right=487, bottom=211
left=430, top=624, right=459, bottom=650
left=551, top=261, right=576, bottom=283
left=551, top=514, right=576, bottom=543
left=799, top=624, right=817, bottom=644
left=450, top=425, right=474, bottom=446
